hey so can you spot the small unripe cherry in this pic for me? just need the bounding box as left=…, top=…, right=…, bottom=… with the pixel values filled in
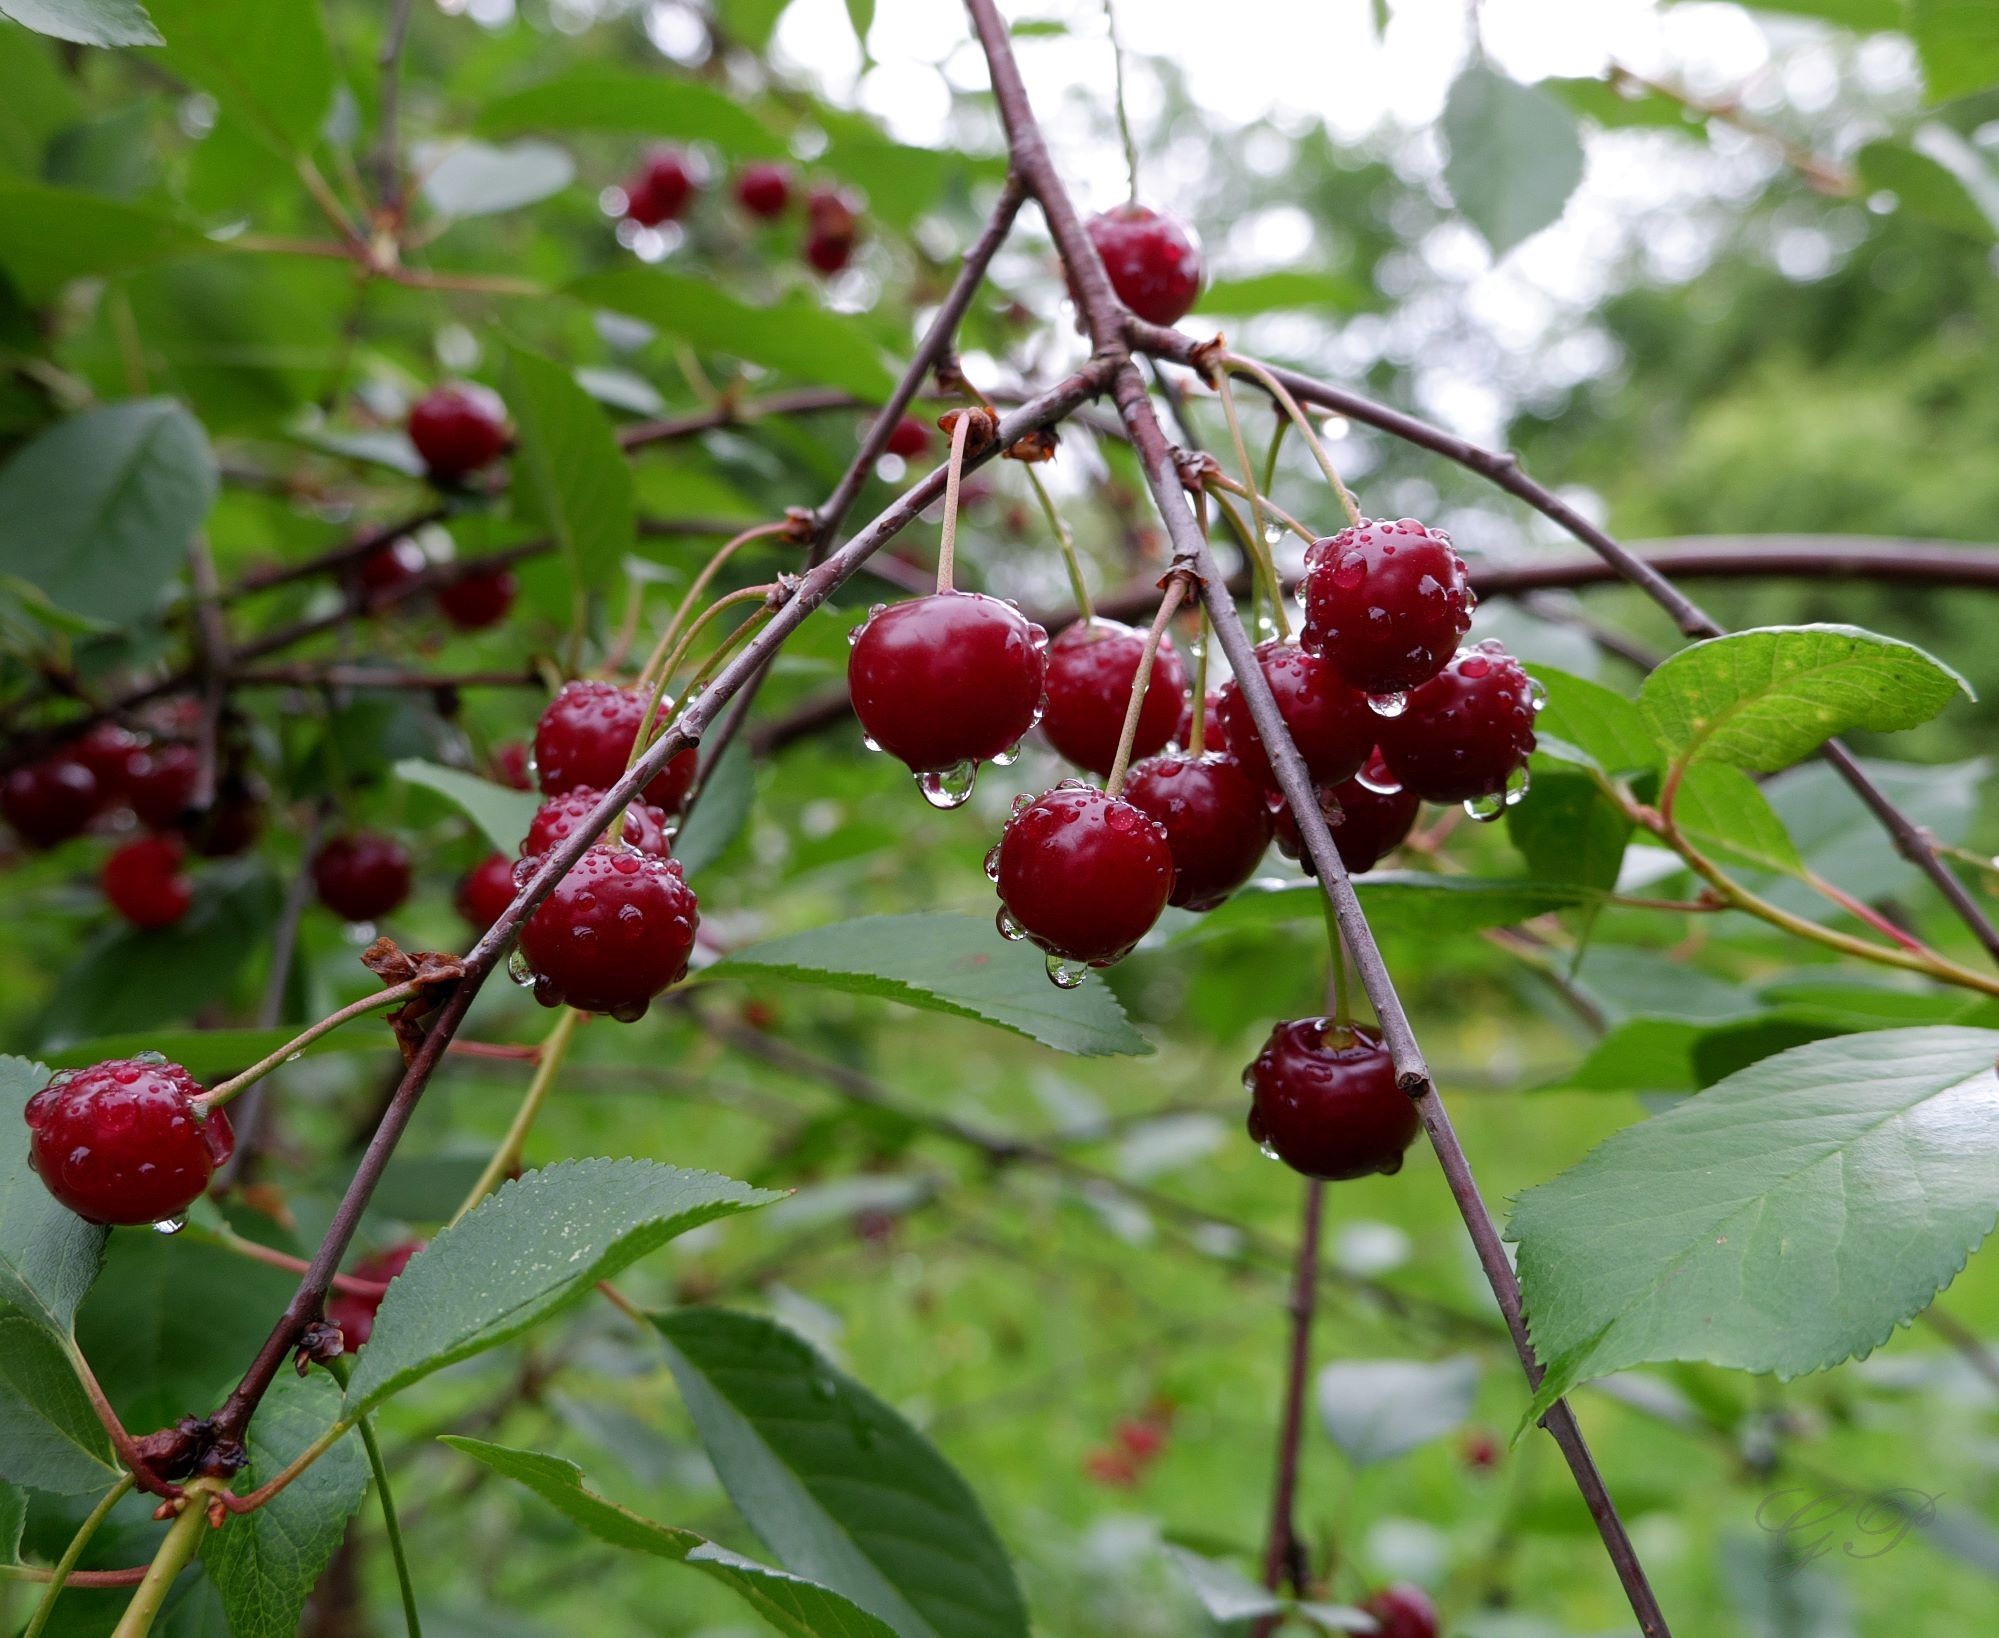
left=312, top=832, right=413, bottom=923
left=103, top=834, right=195, bottom=929
left=407, top=384, right=509, bottom=481
left=327, top=1240, right=424, bottom=1349
left=2, top=756, right=99, bottom=849
left=734, top=161, right=792, bottom=219
left=1215, top=639, right=1373, bottom=791
left=1300, top=517, right=1473, bottom=696
left=456, top=852, right=516, bottom=932
left=437, top=563, right=518, bottom=632
left=1039, top=619, right=1187, bottom=779
left=518, top=844, right=699, bottom=1021
left=1122, top=751, right=1271, bottom=911
left=1244, top=1018, right=1418, bottom=1181
left=24, top=1058, right=233, bottom=1225
left=1084, top=203, right=1203, bottom=326
left=992, top=782, right=1175, bottom=976
left=1376, top=640, right=1539, bottom=811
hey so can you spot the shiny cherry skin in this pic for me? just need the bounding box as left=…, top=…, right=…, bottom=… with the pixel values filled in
left=1085, top=203, right=1203, bottom=326
left=126, top=743, right=199, bottom=832
left=1301, top=517, right=1472, bottom=695
left=1039, top=619, right=1188, bottom=778
left=102, top=835, right=194, bottom=929
left=994, top=783, right=1175, bottom=966
left=518, top=845, right=698, bottom=1020
left=1273, top=752, right=1420, bottom=875
left=848, top=593, right=1048, bottom=776
left=408, top=384, right=508, bottom=481
left=522, top=787, right=672, bottom=860
left=1246, top=1019, right=1418, bottom=1181
left=1377, top=640, right=1538, bottom=805
left=1215, top=640, right=1373, bottom=791
left=312, top=832, right=413, bottom=923
left=356, top=539, right=427, bottom=602
left=2, top=756, right=99, bottom=848
left=1360, top=1584, right=1439, bottom=1638
left=624, top=147, right=699, bottom=226
left=1122, top=752, right=1272, bottom=911
left=531, top=680, right=699, bottom=815
left=24, top=1058, right=234, bottom=1225
left=734, top=161, right=792, bottom=218
left=455, top=852, right=517, bottom=932
left=326, top=1239, right=423, bottom=1349
left=73, top=723, right=145, bottom=809
left=884, top=415, right=932, bottom=459
left=437, top=563, right=518, bottom=632
left=493, top=741, right=533, bottom=790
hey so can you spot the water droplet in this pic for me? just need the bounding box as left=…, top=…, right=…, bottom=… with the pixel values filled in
left=916, top=759, right=978, bottom=809
left=847, top=623, right=866, bottom=647
left=153, top=1217, right=184, bottom=1236
left=991, top=741, right=1022, bottom=768
left=1526, top=677, right=1548, bottom=713
left=1356, top=761, right=1402, bottom=796
left=1044, top=951, right=1088, bottom=989
left=995, top=905, right=1026, bottom=941
left=1463, top=789, right=1506, bottom=823
left=1011, top=792, right=1033, bottom=815
left=1256, top=1140, right=1282, bottom=1162
left=983, top=843, right=1003, bottom=882
left=1503, top=763, right=1532, bottom=807
left=507, top=948, right=536, bottom=987
left=1366, top=690, right=1408, bottom=719
left=1264, top=524, right=1284, bottom=548
left=860, top=733, right=881, bottom=753
left=1459, top=655, right=1492, bottom=679
left=867, top=602, right=887, bottom=618
left=1333, top=549, right=1367, bottom=589
left=1255, top=612, right=1279, bottom=641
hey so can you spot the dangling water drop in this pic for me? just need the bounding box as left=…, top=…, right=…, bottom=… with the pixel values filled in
left=1356, top=762, right=1403, bottom=796
left=1366, top=690, right=1409, bottom=719
left=847, top=623, right=866, bottom=647
left=995, top=905, right=1027, bottom=941
left=1044, top=951, right=1088, bottom=989
left=1256, top=1140, right=1282, bottom=1162
left=1526, top=676, right=1549, bottom=713
left=983, top=843, right=1003, bottom=882
left=1463, top=789, right=1507, bottom=823
left=153, top=1217, right=185, bottom=1236
left=860, top=733, right=881, bottom=754
left=1255, top=612, right=1279, bottom=641
left=1502, top=763, right=1532, bottom=807
left=507, top=947, right=536, bottom=987
left=991, top=740, right=1022, bottom=768
left=916, top=759, right=977, bottom=809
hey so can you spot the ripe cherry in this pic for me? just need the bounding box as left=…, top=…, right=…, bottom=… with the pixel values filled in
left=1376, top=640, right=1538, bottom=809
left=1360, top=1584, right=1439, bottom=1638
left=72, top=723, right=144, bottom=809
left=103, top=835, right=194, bottom=929
left=734, top=161, right=792, bottom=219
left=848, top=594, right=1048, bottom=801
left=1085, top=203, right=1203, bottom=327
left=494, top=741, right=533, bottom=791
left=356, top=539, right=427, bottom=603
left=24, top=1058, right=234, bottom=1225
left=126, top=743, right=199, bottom=832
left=523, top=787, right=672, bottom=860
left=312, top=833, right=413, bottom=923
left=437, top=563, right=519, bottom=632
left=1244, top=1018, right=1419, bottom=1181
left=1215, top=640, right=1372, bottom=791
left=327, top=1240, right=423, bottom=1349
left=803, top=186, right=860, bottom=274
left=456, top=852, right=517, bottom=932
left=1039, top=619, right=1187, bottom=779
left=1300, top=517, right=1473, bottom=696
left=884, top=414, right=932, bottom=460
left=531, top=680, right=699, bottom=815
left=1273, top=752, right=1420, bottom=875
left=2, top=756, right=99, bottom=848
left=992, top=783, right=1175, bottom=973
left=518, top=844, right=698, bottom=1020
left=184, top=773, right=264, bottom=858
left=624, top=147, right=699, bottom=227
left=1123, top=752, right=1271, bottom=911
left=408, top=384, right=509, bottom=482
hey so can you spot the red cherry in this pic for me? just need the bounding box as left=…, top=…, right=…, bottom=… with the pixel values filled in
left=1461, top=1429, right=1501, bottom=1471
left=1300, top=518, right=1473, bottom=696
left=518, top=845, right=699, bottom=1021
left=72, top=723, right=145, bottom=808
left=803, top=186, right=860, bottom=274
left=884, top=415, right=932, bottom=460
left=531, top=680, right=699, bottom=815
left=1360, top=1584, right=1440, bottom=1638
left=23, top=1058, right=233, bottom=1225
left=1246, top=1019, right=1418, bottom=1181
left=2, top=756, right=99, bottom=848
left=1215, top=640, right=1373, bottom=791
left=1084, top=1448, right=1140, bottom=1487
left=408, top=384, right=509, bottom=481
left=326, top=1240, right=423, bottom=1350
left=805, top=227, right=856, bottom=273
left=734, top=161, right=792, bottom=218
left=1273, top=752, right=1420, bottom=875
left=437, top=563, right=518, bottom=632
left=456, top=852, right=516, bottom=932
left=184, top=775, right=265, bottom=859
left=102, top=835, right=194, bottom=929
left=993, top=783, right=1175, bottom=970
left=1085, top=202, right=1203, bottom=327
left=493, top=742, right=533, bottom=791
left=1123, top=752, right=1272, bottom=911
left=1039, top=619, right=1187, bottom=779
left=1376, top=640, right=1538, bottom=807
left=1115, top=1418, right=1167, bottom=1462
left=312, top=833, right=413, bottom=922
left=126, top=743, right=199, bottom=832
left=522, top=787, right=672, bottom=860
left=624, top=147, right=699, bottom=227
left=356, top=539, right=427, bottom=602
left=847, top=594, right=1048, bottom=793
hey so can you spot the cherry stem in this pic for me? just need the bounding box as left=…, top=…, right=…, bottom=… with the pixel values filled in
left=1804, top=868, right=1931, bottom=955
left=1251, top=1177, right=1324, bottom=1634
left=637, top=521, right=794, bottom=687
left=450, top=1007, right=581, bottom=1226
left=1206, top=472, right=1317, bottom=546
left=110, top=1480, right=217, bottom=1638
left=1188, top=601, right=1209, bottom=757
left=1206, top=489, right=1288, bottom=638
left=182, top=1220, right=392, bottom=1300
left=934, top=410, right=975, bottom=595
left=1100, top=0, right=1141, bottom=201
left=198, top=981, right=424, bottom=1111
left=1222, top=353, right=1362, bottom=529
left=1213, top=365, right=1282, bottom=605
left=1103, top=576, right=1188, bottom=797
left=1024, top=463, right=1094, bottom=621
left=23, top=1473, right=134, bottom=1638
left=1321, top=895, right=1352, bottom=1026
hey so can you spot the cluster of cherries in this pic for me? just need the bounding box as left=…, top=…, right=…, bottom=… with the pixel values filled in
left=619, top=146, right=864, bottom=274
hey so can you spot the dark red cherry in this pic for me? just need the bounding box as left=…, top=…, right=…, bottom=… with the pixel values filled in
left=803, top=186, right=860, bottom=274
left=356, top=539, right=427, bottom=602
left=493, top=742, right=533, bottom=791
left=1300, top=517, right=1473, bottom=695
left=624, top=147, right=699, bottom=227
left=1215, top=640, right=1372, bottom=791
left=1360, top=1584, right=1439, bottom=1638
left=734, top=161, right=792, bottom=219
left=102, top=834, right=194, bottom=929
left=312, top=832, right=413, bottom=923
left=992, top=783, right=1175, bottom=970
left=518, top=845, right=698, bottom=1021
left=1085, top=203, right=1203, bottom=327
left=884, top=415, right=932, bottom=460
left=1039, top=619, right=1187, bottom=779
left=1376, top=640, right=1538, bottom=807
left=531, top=680, right=699, bottom=815
left=326, top=1239, right=423, bottom=1349
left=522, top=787, right=672, bottom=860
left=848, top=594, right=1048, bottom=793
left=1122, top=752, right=1271, bottom=911
left=455, top=852, right=516, bottom=932
left=184, top=774, right=265, bottom=859
left=437, top=563, right=518, bottom=632
left=408, top=384, right=509, bottom=481
left=72, top=723, right=145, bottom=808
left=1245, top=1018, right=1418, bottom=1181
left=24, top=1058, right=233, bottom=1225
left=2, top=756, right=99, bottom=848
left=126, top=743, right=199, bottom=832
left=1273, top=752, right=1420, bottom=875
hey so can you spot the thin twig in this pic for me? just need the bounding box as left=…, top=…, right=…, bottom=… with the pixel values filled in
left=1250, top=1180, right=1323, bottom=1638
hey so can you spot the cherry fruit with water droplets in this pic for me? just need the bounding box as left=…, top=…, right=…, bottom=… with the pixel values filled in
left=1273, top=751, right=1420, bottom=875
left=24, top=1057, right=234, bottom=1225
left=1360, top=1584, right=1439, bottom=1638
left=1040, top=619, right=1187, bottom=778
left=518, top=845, right=698, bottom=1020
left=992, top=783, right=1175, bottom=971
left=1244, top=1018, right=1418, bottom=1181
left=1215, top=639, right=1373, bottom=791
left=1300, top=517, right=1473, bottom=695
left=1085, top=203, right=1203, bottom=327
left=733, top=161, right=792, bottom=219
left=1123, top=752, right=1271, bottom=911
left=532, top=679, right=699, bottom=815
left=408, top=384, right=508, bottom=481
left=312, top=832, right=413, bottom=923
left=623, top=147, right=698, bottom=226
left=1376, top=639, right=1538, bottom=807
left=438, top=563, right=519, bottom=631
left=456, top=852, right=517, bottom=932
left=326, top=1240, right=424, bottom=1349
left=103, top=834, right=194, bottom=929
left=523, top=787, right=672, bottom=860
left=2, top=756, right=99, bottom=848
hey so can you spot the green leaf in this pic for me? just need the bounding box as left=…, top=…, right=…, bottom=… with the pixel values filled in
left=475, top=67, right=787, bottom=156
left=1511, top=1027, right=1999, bottom=1417
left=1758, top=755, right=1988, bottom=908
left=1507, top=769, right=1631, bottom=893
left=1441, top=65, right=1585, bottom=255
left=344, top=1159, right=777, bottom=1417
left=1734, top=0, right=1902, bottom=25
left=708, top=912, right=1152, bottom=1057
left=1546, top=74, right=1703, bottom=133
left=1856, top=139, right=1997, bottom=240
left=571, top=267, right=898, bottom=402
left=652, top=1307, right=1030, bottom=1638
left=0, top=0, right=158, bottom=47
left=395, top=758, right=539, bottom=855
left=0, top=184, right=212, bottom=300
left=1315, top=1357, right=1480, bottom=1466
left=843, top=0, right=875, bottom=50
left=1179, top=873, right=1600, bottom=943
left=1526, top=666, right=1659, bottom=776
left=674, top=737, right=753, bottom=878
left=442, top=1438, right=901, bottom=1638
left=1672, top=763, right=1805, bottom=876
left=202, top=1371, right=366, bottom=1638
left=0, top=1056, right=106, bottom=1340
left=0, top=1479, right=24, bottom=1562
left=42, top=1024, right=383, bottom=1081
left=0, top=398, right=215, bottom=625
left=1198, top=270, right=1371, bottom=316
left=142, top=0, right=334, bottom=156
left=1639, top=625, right=1971, bottom=774
left=418, top=138, right=575, bottom=220
left=715, top=0, right=787, bottom=50
left=0, top=27, right=81, bottom=178
left=504, top=345, right=636, bottom=605
left=1911, top=0, right=1999, bottom=102
left=0, top=1314, right=117, bottom=1494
